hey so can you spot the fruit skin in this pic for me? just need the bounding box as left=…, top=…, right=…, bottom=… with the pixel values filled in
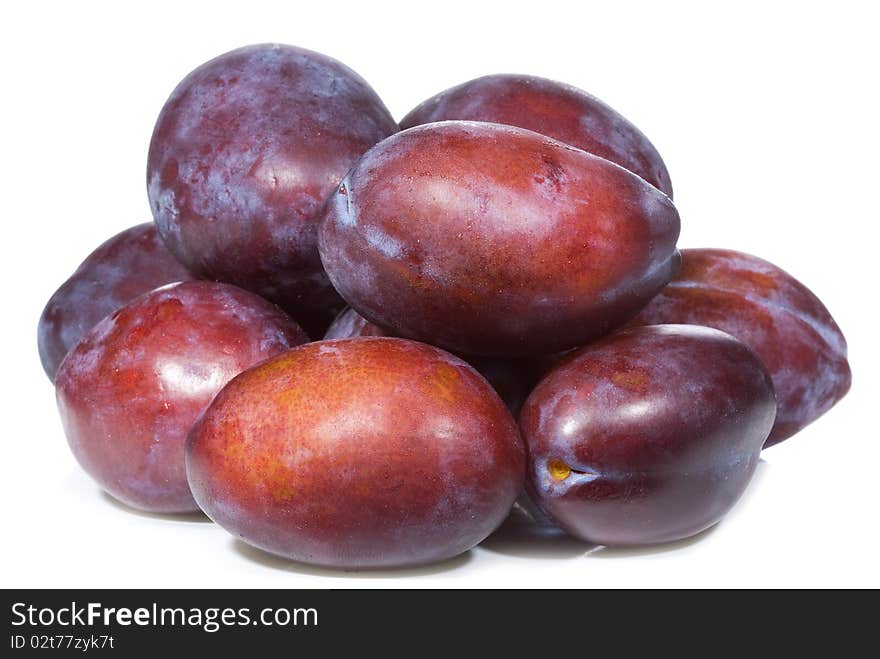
left=38, top=223, right=193, bottom=381
left=520, top=325, right=776, bottom=546
left=627, top=249, right=851, bottom=446
left=186, top=338, right=525, bottom=568
left=319, top=121, right=681, bottom=357
left=147, top=43, right=398, bottom=326
left=55, top=281, right=307, bottom=514
left=324, top=307, right=545, bottom=415
left=324, top=309, right=553, bottom=534
left=323, top=305, right=389, bottom=340
left=400, top=74, right=673, bottom=197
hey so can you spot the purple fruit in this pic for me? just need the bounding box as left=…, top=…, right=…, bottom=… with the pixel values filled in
left=186, top=338, right=525, bottom=568
left=520, top=325, right=776, bottom=546
left=319, top=121, right=680, bottom=357
left=627, top=249, right=851, bottom=445
left=55, top=281, right=307, bottom=513
left=147, top=43, right=398, bottom=327
left=38, top=223, right=193, bottom=381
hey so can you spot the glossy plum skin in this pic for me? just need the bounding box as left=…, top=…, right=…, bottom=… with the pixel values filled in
left=38, top=223, right=193, bottom=381
left=627, top=249, right=851, bottom=446
left=319, top=121, right=681, bottom=357
left=520, top=325, right=776, bottom=546
left=400, top=74, right=673, bottom=197
left=55, top=282, right=307, bottom=513
left=324, top=307, right=545, bottom=415
left=186, top=338, right=525, bottom=568
left=147, top=43, right=398, bottom=327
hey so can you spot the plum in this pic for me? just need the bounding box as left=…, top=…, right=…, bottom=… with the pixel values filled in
left=324, top=307, right=545, bottom=415
left=147, top=43, right=398, bottom=328
left=627, top=249, right=851, bottom=446
left=38, top=223, right=193, bottom=381
left=319, top=121, right=681, bottom=357
left=186, top=338, right=525, bottom=568
left=400, top=74, right=673, bottom=197
left=520, top=325, right=776, bottom=546
left=55, top=281, right=307, bottom=513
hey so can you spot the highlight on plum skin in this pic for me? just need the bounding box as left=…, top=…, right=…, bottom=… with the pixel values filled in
left=324, top=306, right=547, bottom=416
left=400, top=73, right=673, bottom=197
left=54, top=281, right=308, bottom=514
left=627, top=248, right=851, bottom=446
left=520, top=324, right=776, bottom=547
left=185, top=338, right=526, bottom=569
left=147, top=43, right=398, bottom=329
left=38, top=223, right=194, bottom=382
left=319, top=121, right=681, bottom=358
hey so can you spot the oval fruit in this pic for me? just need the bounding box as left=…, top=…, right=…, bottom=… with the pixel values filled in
left=147, top=43, right=397, bottom=327
left=520, top=325, right=776, bottom=546
left=319, top=121, right=681, bottom=357
left=38, top=223, right=193, bottom=381
left=401, top=74, right=673, bottom=196
left=186, top=338, right=525, bottom=568
left=627, top=248, right=851, bottom=446
left=55, top=281, right=307, bottom=513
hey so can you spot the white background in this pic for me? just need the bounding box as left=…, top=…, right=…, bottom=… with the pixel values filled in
left=2, top=0, right=878, bottom=588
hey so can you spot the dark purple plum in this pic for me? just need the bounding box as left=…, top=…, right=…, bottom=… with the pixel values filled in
left=147, top=43, right=398, bottom=329
left=186, top=338, right=525, bottom=568
left=401, top=74, right=673, bottom=196
left=38, top=223, right=193, bottom=382
left=319, top=121, right=681, bottom=357
left=520, top=325, right=776, bottom=546
left=55, top=281, right=307, bottom=513
left=627, top=249, right=851, bottom=446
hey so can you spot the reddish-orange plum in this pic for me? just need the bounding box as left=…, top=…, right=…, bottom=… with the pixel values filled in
left=520, top=325, right=776, bottom=546
left=324, top=307, right=544, bottom=415
left=628, top=249, right=851, bottom=446
left=186, top=338, right=525, bottom=568
left=38, top=223, right=193, bottom=381
left=401, top=74, right=673, bottom=196
left=55, top=282, right=307, bottom=513
left=147, top=44, right=397, bottom=327
left=319, top=121, right=681, bottom=357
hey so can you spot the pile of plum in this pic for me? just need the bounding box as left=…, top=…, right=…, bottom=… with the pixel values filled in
left=38, top=44, right=851, bottom=569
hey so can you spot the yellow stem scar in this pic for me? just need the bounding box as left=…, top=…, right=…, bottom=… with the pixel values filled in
left=547, top=458, right=572, bottom=481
